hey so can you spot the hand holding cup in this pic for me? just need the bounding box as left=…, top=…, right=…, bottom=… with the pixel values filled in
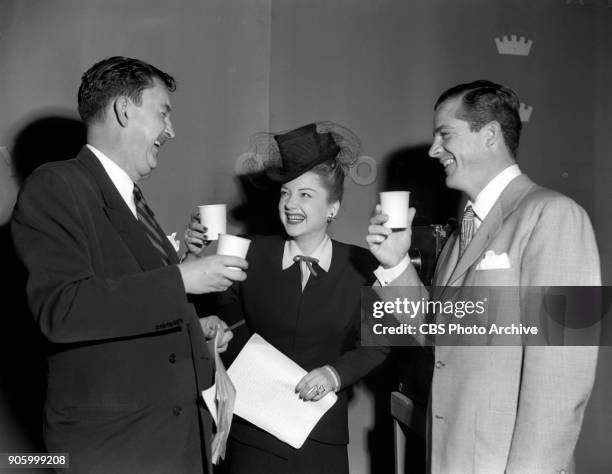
left=179, top=253, right=248, bottom=294
left=379, top=191, right=411, bottom=229
left=199, top=204, right=227, bottom=240
left=184, top=209, right=209, bottom=257
left=217, top=234, right=251, bottom=270
left=366, top=204, right=416, bottom=269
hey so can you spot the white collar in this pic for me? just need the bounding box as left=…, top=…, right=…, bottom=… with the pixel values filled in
left=87, top=144, right=137, bottom=218
left=468, top=164, right=521, bottom=221
left=281, top=234, right=332, bottom=272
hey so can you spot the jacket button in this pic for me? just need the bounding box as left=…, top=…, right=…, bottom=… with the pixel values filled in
left=168, top=353, right=177, bottom=364
left=435, top=360, right=445, bottom=369
left=173, top=405, right=182, bottom=416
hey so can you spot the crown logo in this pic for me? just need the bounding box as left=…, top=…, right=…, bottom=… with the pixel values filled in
left=495, top=35, right=533, bottom=56
left=519, top=103, right=533, bottom=122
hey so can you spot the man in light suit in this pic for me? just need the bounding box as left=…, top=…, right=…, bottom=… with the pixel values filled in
left=11, top=56, right=248, bottom=473
left=367, top=80, right=600, bottom=473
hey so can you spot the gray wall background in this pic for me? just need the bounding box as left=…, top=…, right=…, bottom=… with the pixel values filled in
left=1, top=0, right=610, bottom=472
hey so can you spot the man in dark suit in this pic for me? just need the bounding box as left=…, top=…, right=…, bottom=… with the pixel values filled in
left=11, top=56, right=248, bottom=473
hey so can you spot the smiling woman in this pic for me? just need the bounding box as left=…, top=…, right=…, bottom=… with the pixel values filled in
left=270, top=123, right=356, bottom=254
left=183, top=122, right=389, bottom=474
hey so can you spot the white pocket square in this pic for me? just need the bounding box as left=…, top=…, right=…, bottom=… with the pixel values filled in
left=475, top=250, right=510, bottom=270
left=167, top=232, right=180, bottom=253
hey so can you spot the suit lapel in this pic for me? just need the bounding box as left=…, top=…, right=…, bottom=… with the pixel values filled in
left=444, top=174, right=535, bottom=288
left=432, top=232, right=459, bottom=290
left=77, top=147, right=170, bottom=271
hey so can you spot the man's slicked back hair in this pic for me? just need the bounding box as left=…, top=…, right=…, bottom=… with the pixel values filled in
left=435, top=80, right=522, bottom=157
left=77, top=56, right=176, bottom=126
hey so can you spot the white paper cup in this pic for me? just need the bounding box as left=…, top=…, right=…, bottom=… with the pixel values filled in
left=198, top=204, right=227, bottom=240
left=217, top=234, right=251, bottom=269
left=380, top=191, right=410, bottom=229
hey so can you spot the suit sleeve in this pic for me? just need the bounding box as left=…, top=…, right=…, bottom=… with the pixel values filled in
left=506, top=196, right=600, bottom=472
left=11, top=168, right=193, bottom=343
left=330, top=320, right=390, bottom=390
left=370, top=260, right=432, bottom=348
left=215, top=283, right=245, bottom=327
left=328, top=252, right=394, bottom=390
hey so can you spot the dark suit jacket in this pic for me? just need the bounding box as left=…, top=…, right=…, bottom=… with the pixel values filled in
left=11, top=147, right=213, bottom=474
left=217, top=235, right=389, bottom=459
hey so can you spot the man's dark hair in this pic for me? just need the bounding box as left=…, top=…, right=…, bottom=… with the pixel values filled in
left=435, top=80, right=522, bottom=157
left=77, top=56, right=176, bottom=126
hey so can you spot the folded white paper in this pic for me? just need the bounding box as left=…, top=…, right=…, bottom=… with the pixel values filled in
left=202, top=333, right=337, bottom=449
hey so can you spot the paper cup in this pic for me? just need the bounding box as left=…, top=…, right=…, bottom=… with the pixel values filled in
left=198, top=204, right=227, bottom=240
left=217, top=234, right=251, bottom=269
left=380, top=191, right=410, bottom=229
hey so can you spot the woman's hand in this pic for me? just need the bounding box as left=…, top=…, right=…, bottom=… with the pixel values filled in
left=184, top=208, right=210, bottom=258
left=295, top=366, right=337, bottom=402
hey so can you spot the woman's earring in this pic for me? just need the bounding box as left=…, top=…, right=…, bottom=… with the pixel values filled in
left=327, top=215, right=335, bottom=223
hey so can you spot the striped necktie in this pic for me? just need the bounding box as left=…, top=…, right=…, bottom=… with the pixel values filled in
left=133, top=184, right=171, bottom=265
left=459, top=205, right=475, bottom=258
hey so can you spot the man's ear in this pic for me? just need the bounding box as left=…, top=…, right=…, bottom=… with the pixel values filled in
left=483, top=120, right=501, bottom=150
left=113, top=96, right=129, bottom=127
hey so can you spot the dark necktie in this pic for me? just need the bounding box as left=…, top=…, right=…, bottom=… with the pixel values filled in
left=293, top=255, right=319, bottom=290
left=133, top=184, right=172, bottom=265
left=293, top=255, right=319, bottom=277
left=459, top=205, right=476, bottom=258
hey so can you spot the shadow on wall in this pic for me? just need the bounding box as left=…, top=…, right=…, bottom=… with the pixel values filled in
left=360, top=144, right=462, bottom=473
left=13, top=115, right=87, bottom=184
left=232, top=171, right=284, bottom=237
left=383, top=144, right=462, bottom=226
left=0, top=115, right=85, bottom=456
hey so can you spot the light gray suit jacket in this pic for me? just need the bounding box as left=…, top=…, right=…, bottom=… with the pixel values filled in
left=391, top=174, right=600, bottom=473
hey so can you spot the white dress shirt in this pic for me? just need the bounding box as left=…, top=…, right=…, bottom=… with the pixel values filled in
left=87, top=144, right=137, bottom=219
left=468, top=164, right=521, bottom=231
left=281, top=234, right=332, bottom=289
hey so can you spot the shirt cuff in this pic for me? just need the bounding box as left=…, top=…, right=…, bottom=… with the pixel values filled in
left=374, top=255, right=410, bottom=286
left=322, top=365, right=341, bottom=391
